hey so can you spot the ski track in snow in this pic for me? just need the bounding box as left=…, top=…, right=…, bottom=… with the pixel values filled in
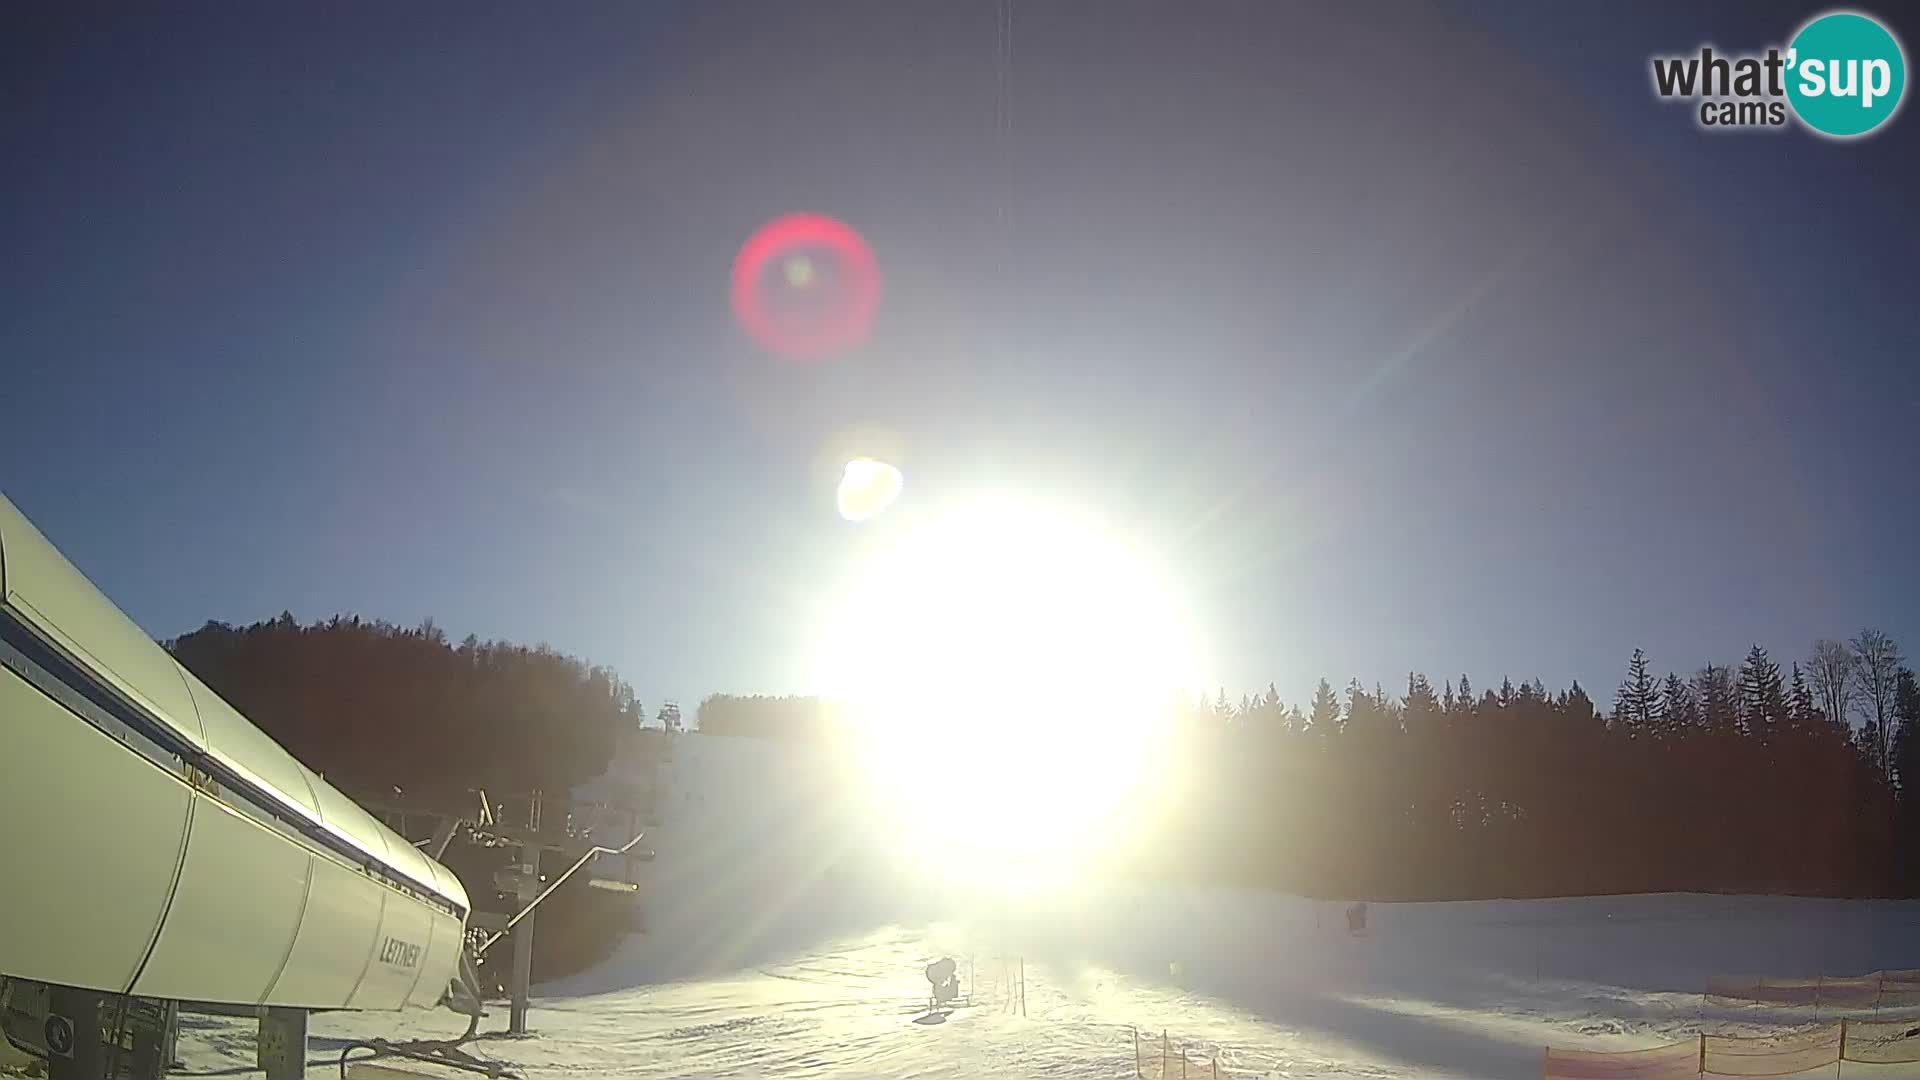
left=166, top=736, right=1920, bottom=1078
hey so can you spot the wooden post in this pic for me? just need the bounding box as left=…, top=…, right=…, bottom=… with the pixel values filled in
left=1542, top=1047, right=1550, bottom=1080
left=1698, top=1033, right=1707, bottom=1076
left=1019, top=956, right=1027, bottom=1017
left=1162, top=1031, right=1169, bottom=1078
left=1133, top=1027, right=1142, bottom=1080
left=1181, top=1047, right=1188, bottom=1079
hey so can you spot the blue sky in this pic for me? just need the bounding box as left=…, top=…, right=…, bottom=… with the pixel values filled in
left=3, top=2, right=1915, bottom=714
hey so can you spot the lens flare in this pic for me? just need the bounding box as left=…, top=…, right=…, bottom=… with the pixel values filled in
left=836, top=458, right=904, bottom=522
left=731, top=213, right=881, bottom=361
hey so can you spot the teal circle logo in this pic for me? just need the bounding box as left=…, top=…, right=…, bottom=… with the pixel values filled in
left=1785, top=11, right=1907, bottom=137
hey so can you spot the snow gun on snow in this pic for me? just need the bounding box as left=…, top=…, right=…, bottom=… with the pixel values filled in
left=0, top=492, right=496, bottom=1080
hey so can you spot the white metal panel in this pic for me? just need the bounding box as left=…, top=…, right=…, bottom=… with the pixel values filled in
left=402, top=900, right=461, bottom=1010
left=426, top=858, right=472, bottom=924
left=175, top=665, right=322, bottom=818
left=301, top=764, right=389, bottom=857
left=372, top=824, right=440, bottom=909
left=0, top=495, right=206, bottom=751
left=266, top=853, right=388, bottom=1008
left=0, top=492, right=470, bottom=1013
left=132, top=795, right=313, bottom=1004
left=347, top=889, right=438, bottom=1010
left=299, top=765, right=463, bottom=909
left=400, top=859, right=468, bottom=1009
left=0, top=673, right=191, bottom=993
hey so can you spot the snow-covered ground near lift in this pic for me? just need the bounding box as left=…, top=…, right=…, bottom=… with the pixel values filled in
left=164, top=734, right=1920, bottom=1079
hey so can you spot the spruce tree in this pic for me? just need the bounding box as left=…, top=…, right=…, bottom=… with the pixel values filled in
left=1739, top=645, right=1786, bottom=745
left=1660, top=673, right=1697, bottom=737
left=1695, top=665, right=1738, bottom=733
left=1308, top=678, right=1341, bottom=735
left=1788, top=662, right=1817, bottom=733
left=1616, top=648, right=1656, bottom=736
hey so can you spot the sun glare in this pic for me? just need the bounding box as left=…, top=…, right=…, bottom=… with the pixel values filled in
left=811, top=493, right=1206, bottom=886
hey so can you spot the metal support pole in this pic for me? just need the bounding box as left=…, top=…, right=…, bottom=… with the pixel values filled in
left=258, top=1006, right=308, bottom=1080
left=162, top=999, right=181, bottom=1070
left=43, top=986, right=107, bottom=1080
left=428, top=815, right=462, bottom=860
left=511, top=859, right=538, bottom=1035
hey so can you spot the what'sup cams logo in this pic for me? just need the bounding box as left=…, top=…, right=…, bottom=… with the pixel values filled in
left=1650, top=9, right=1907, bottom=138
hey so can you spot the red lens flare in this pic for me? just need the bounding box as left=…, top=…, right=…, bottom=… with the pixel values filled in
left=730, top=213, right=881, bottom=361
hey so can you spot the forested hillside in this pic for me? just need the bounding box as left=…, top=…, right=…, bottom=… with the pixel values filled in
left=703, top=632, right=1920, bottom=900
left=167, top=613, right=645, bottom=801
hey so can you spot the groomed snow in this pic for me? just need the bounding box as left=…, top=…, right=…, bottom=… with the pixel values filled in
left=165, top=735, right=1920, bottom=1079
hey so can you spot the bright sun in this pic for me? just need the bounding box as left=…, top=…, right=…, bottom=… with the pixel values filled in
left=810, top=492, right=1206, bottom=884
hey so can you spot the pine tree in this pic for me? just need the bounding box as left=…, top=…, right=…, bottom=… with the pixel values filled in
left=1616, top=648, right=1656, bottom=736
left=1308, top=678, right=1341, bottom=735
left=1788, top=663, right=1816, bottom=733
left=1739, top=645, right=1786, bottom=745
left=1406, top=672, right=1439, bottom=728
left=1695, top=665, right=1738, bottom=733
left=1895, top=667, right=1920, bottom=893
left=1659, top=673, right=1697, bottom=737
left=1894, top=667, right=1920, bottom=795
left=1375, top=681, right=1398, bottom=731
left=1562, top=680, right=1596, bottom=724
left=1343, top=679, right=1370, bottom=734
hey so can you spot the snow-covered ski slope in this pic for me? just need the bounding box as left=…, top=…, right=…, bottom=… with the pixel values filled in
left=168, top=732, right=1920, bottom=1079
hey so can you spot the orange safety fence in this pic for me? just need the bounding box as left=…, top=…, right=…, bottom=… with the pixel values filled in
left=1702, top=1023, right=1843, bottom=1076
left=1705, top=970, right=1920, bottom=1011
left=1544, top=1040, right=1702, bottom=1079
left=1546, top=1016, right=1920, bottom=1080
left=1133, top=1027, right=1224, bottom=1080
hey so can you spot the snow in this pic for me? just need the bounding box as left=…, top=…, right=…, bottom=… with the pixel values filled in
left=164, top=735, right=1920, bottom=1079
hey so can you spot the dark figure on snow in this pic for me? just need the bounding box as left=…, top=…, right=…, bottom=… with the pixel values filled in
left=926, top=957, right=960, bottom=1009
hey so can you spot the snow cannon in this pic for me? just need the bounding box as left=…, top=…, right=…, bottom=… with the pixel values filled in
left=926, top=957, right=960, bottom=1012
